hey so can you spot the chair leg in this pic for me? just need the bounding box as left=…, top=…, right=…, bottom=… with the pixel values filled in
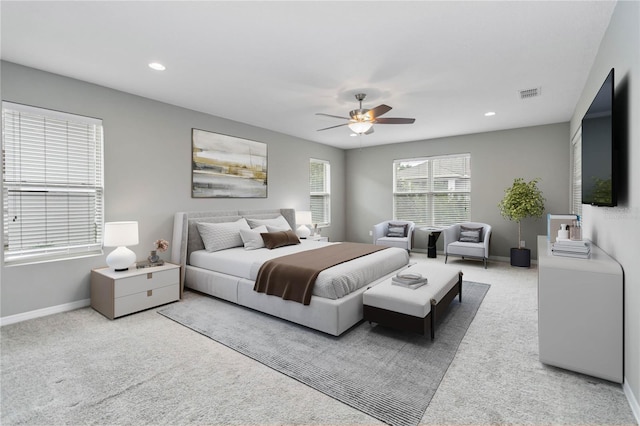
left=445, top=254, right=448, bottom=264
left=484, top=258, right=487, bottom=269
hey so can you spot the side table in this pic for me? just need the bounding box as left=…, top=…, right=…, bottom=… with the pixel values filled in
left=420, top=227, right=444, bottom=258
left=91, top=262, right=180, bottom=319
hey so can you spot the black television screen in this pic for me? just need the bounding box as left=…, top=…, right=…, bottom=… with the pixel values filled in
left=582, top=68, right=616, bottom=207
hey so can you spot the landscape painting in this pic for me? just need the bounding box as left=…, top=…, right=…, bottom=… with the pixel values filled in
left=192, top=128, right=267, bottom=198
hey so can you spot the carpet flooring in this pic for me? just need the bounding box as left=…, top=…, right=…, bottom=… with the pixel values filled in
left=157, top=281, right=490, bottom=426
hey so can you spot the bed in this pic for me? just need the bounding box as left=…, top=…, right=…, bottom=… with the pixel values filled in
left=171, top=208, right=410, bottom=335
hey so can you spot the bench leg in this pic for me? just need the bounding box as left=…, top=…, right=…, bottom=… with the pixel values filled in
left=430, top=302, right=436, bottom=340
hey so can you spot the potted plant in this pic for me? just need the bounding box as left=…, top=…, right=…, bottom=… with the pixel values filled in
left=498, top=178, right=545, bottom=267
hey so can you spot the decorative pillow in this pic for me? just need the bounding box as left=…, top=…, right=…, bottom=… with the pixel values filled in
left=387, top=223, right=408, bottom=238
left=239, top=225, right=268, bottom=250
left=246, top=215, right=292, bottom=231
left=459, top=226, right=483, bottom=243
left=196, top=218, right=250, bottom=252
left=260, top=230, right=300, bottom=249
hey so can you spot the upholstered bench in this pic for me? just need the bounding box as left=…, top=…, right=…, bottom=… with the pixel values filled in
left=363, top=263, right=463, bottom=339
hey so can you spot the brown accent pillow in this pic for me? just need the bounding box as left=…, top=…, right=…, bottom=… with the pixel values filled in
left=261, top=230, right=301, bottom=249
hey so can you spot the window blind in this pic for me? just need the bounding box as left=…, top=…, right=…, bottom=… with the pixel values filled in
left=393, top=154, right=471, bottom=227
left=310, top=158, right=330, bottom=226
left=2, top=102, right=104, bottom=264
left=571, top=128, right=582, bottom=217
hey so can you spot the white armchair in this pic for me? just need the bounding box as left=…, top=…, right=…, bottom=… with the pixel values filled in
left=372, top=220, right=415, bottom=252
left=443, top=222, right=492, bottom=268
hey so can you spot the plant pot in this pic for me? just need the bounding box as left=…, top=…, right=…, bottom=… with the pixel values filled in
left=510, top=247, right=531, bottom=268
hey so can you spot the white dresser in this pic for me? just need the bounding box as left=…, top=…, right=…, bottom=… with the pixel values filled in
left=91, top=263, right=180, bottom=320
left=537, top=235, right=623, bottom=383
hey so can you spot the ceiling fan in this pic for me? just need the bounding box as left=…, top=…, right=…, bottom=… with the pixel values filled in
left=316, top=93, right=415, bottom=135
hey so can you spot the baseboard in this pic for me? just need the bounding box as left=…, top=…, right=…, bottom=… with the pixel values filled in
left=0, top=298, right=91, bottom=326
left=625, top=380, right=640, bottom=424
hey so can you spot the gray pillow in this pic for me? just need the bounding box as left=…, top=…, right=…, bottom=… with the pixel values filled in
left=197, top=218, right=250, bottom=252
left=387, top=223, right=408, bottom=238
left=459, top=226, right=483, bottom=243
left=246, top=215, right=292, bottom=231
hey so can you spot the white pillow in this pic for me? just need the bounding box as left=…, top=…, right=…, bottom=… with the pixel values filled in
left=246, top=215, right=292, bottom=231
left=239, top=225, right=268, bottom=250
left=196, top=218, right=250, bottom=252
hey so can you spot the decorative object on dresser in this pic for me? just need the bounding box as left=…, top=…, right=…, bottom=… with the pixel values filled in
left=91, top=263, right=181, bottom=320
left=294, top=210, right=313, bottom=238
left=498, top=177, right=545, bottom=267
left=146, top=239, right=169, bottom=266
left=103, top=221, right=139, bottom=271
left=191, top=128, right=267, bottom=198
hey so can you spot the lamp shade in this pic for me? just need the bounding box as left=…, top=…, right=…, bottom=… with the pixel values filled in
left=104, top=221, right=139, bottom=271
left=295, top=211, right=313, bottom=239
left=348, top=121, right=373, bottom=134
left=104, top=221, right=139, bottom=247
left=295, top=211, right=313, bottom=225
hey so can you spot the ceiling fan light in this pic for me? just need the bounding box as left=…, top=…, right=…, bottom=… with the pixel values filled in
left=348, top=121, right=373, bottom=134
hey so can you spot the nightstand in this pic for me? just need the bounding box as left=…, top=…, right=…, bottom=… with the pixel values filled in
left=307, top=235, right=329, bottom=242
left=91, top=262, right=180, bottom=319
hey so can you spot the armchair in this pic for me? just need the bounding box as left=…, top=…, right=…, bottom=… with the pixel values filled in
left=372, top=220, right=415, bottom=252
left=443, top=222, right=492, bottom=268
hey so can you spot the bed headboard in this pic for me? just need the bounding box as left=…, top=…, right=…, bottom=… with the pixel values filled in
left=171, top=208, right=296, bottom=286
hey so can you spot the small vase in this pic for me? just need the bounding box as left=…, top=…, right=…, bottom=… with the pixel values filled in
left=148, top=250, right=160, bottom=264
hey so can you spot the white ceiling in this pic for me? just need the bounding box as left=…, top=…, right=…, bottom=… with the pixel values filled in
left=1, top=1, right=616, bottom=149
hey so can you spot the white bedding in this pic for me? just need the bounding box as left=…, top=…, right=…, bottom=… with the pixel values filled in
left=189, top=240, right=409, bottom=300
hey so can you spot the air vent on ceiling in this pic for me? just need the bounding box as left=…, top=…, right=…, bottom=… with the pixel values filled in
left=519, top=87, right=541, bottom=99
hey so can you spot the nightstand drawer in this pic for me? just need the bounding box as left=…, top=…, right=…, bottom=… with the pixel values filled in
left=114, top=283, right=179, bottom=318
left=114, top=268, right=178, bottom=298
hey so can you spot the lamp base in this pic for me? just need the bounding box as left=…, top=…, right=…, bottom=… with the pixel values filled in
left=296, top=225, right=311, bottom=239
left=106, top=246, right=137, bottom=271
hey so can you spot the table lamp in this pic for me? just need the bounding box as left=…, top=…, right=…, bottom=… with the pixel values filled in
left=295, top=211, right=313, bottom=239
left=104, top=221, right=139, bottom=271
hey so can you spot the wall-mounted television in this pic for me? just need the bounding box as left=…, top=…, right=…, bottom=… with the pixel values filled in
left=581, top=68, right=617, bottom=207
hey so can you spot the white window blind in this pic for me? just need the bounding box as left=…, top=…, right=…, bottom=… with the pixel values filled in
left=2, top=102, right=104, bottom=264
left=393, top=154, right=471, bottom=227
left=310, top=158, right=330, bottom=226
left=571, top=128, right=582, bottom=217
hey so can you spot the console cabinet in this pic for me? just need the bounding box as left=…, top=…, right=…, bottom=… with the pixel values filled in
left=537, top=236, right=623, bottom=383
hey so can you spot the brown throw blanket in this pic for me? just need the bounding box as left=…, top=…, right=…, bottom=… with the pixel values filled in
left=254, top=242, right=388, bottom=305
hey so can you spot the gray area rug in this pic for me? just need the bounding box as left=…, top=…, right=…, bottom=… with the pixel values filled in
left=158, top=281, right=490, bottom=426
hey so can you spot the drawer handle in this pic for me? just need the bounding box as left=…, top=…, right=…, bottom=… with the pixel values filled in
left=147, top=290, right=153, bottom=297
left=147, top=273, right=153, bottom=279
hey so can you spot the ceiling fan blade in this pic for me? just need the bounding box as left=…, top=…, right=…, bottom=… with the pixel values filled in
left=316, top=113, right=350, bottom=120
left=375, top=117, right=416, bottom=124
left=317, top=123, right=349, bottom=131
left=366, top=104, right=392, bottom=119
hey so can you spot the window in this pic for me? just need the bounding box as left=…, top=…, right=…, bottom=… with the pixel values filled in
left=393, top=154, right=471, bottom=227
left=309, top=158, right=330, bottom=226
left=2, top=102, right=104, bottom=264
left=571, top=128, right=582, bottom=217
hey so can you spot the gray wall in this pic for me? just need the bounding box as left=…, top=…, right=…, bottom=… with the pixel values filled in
left=345, top=123, right=570, bottom=260
left=0, top=61, right=346, bottom=317
left=569, top=0, right=640, bottom=411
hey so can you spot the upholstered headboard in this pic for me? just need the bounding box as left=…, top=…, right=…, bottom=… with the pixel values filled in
left=171, top=208, right=296, bottom=286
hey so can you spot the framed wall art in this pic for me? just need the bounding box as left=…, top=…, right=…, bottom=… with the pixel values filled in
left=192, top=128, right=267, bottom=198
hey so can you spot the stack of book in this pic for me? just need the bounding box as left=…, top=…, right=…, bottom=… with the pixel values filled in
left=551, top=239, right=591, bottom=259
left=391, top=272, right=428, bottom=289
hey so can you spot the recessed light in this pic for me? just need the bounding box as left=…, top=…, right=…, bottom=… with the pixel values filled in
left=484, top=111, right=496, bottom=117
left=148, top=62, right=166, bottom=71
